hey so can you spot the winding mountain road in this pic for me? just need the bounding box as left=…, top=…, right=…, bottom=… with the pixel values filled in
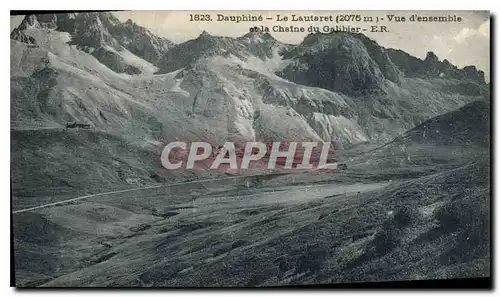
left=11, top=176, right=241, bottom=214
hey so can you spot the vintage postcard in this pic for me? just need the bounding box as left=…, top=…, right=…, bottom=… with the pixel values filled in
left=10, top=10, right=490, bottom=288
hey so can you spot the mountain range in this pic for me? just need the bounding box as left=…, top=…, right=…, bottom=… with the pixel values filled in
left=10, top=12, right=491, bottom=287
left=11, top=12, right=488, bottom=144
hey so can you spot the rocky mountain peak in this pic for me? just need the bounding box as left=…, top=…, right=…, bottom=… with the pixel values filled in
left=278, top=32, right=398, bottom=96
left=199, top=30, right=211, bottom=38
left=71, top=12, right=119, bottom=49
left=110, top=17, right=174, bottom=64
left=12, top=12, right=175, bottom=71
left=424, top=51, right=440, bottom=63
left=18, top=14, right=58, bottom=30
left=122, top=18, right=146, bottom=33
left=156, top=31, right=286, bottom=73
left=442, top=59, right=453, bottom=68
left=239, top=31, right=275, bottom=43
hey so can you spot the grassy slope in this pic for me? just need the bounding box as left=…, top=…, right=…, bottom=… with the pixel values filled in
left=11, top=128, right=177, bottom=210
left=11, top=145, right=489, bottom=287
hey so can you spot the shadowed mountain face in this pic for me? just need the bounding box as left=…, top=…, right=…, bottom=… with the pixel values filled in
left=278, top=32, right=398, bottom=96
left=403, top=100, right=490, bottom=147
left=277, top=32, right=487, bottom=96
left=348, top=100, right=491, bottom=182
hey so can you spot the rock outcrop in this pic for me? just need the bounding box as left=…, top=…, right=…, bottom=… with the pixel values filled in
left=387, top=49, right=486, bottom=83
left=11, top=12, right=174, bottom=74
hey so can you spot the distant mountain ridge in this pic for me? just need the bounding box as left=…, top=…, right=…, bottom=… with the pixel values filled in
left=10, top=12, right=489, bottom=147
left=387, top=49, right=486, bottom=83
left=276, top=32, right=486, bottom=96
left=155, top=30, right=292, bottom=74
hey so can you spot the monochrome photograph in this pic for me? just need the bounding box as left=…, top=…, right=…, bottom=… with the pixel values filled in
left=10, top=10, right=491, bottom=288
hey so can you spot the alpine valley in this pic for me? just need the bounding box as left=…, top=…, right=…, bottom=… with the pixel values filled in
left=11, top=12, right=490, bottom=287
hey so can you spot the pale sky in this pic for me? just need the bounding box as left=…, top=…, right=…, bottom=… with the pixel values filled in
left=11, top=11, right=490, bottom=81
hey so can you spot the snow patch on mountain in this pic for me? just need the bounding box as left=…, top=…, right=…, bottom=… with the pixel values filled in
left=310, top=113, right=368, bottom=143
